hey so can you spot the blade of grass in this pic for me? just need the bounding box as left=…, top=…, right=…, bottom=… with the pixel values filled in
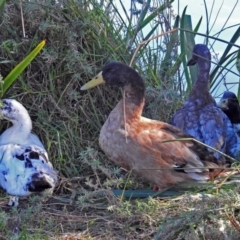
left=184, top=14, right=198, bottom=84
left=203, top=0, right=209, bottom=45
left=127, top=0, right=151, bottom=49
left=180, top=11, right=202, bottom=92
left=210, top=51, right=239, bottom=93
left=179, top=28, right=240, bottom=48
left=159, top=15, right=180, bottom=84
left=210, top=0, right=238, bottom=47
left=2, top=40, right=46, bottom=96
left=138, top=0, right=175, bottom=31
left=0, top=0, right=6, bottom=13
left=210, top=26, right=240, bottom=83
left=237, top=49, right=240, bottom=100
left=180, top=7, right=192, bottom=92
left=161, top=137, right=236, bottom=162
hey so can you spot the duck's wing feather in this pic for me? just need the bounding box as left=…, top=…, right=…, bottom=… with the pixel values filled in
left=0, top=144, right=57, bottom=197
left=198, top=105, right=228, bottom=156
left=100, top=117, right=225, bottom=188
left=226, top=123, right=240, bottom=160
left=172, top=104, right=229, bottom=161
left=137, top=120, right=226, bottom=179
left=29, top=133, right=45, bottom=149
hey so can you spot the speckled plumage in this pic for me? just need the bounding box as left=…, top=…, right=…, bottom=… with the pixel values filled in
left=171, top=44, right=233, bottom=162
left=218, top=91, right=240, bottom=160
left=81, top=62, right=229, bottom=189
left=0, top=99, right=57, bottom=206
left=0, top=144, right=57, bottom=206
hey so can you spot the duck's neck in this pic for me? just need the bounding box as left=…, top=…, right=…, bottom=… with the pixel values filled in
left=225, top=106, right=240, bottom=124
left=122, top=79, right=145, bottom=119
left=0, top=115, right=32, bottom=144
left=188, top=58, right=213, bottom=102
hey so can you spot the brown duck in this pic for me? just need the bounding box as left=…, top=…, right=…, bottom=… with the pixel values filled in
left=81, top=62, right=227, bottom=189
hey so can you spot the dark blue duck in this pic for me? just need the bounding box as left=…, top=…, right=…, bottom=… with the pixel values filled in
left=171, top=44, right=236, bottom=163
left=218, top=91, right=240, bottom=159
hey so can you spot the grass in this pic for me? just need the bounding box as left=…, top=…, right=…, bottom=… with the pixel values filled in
left=1, top=185, right=240, bottom=239
left=0, top=0, right=240, bottom=239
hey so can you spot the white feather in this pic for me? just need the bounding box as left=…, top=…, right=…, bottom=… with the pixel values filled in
left=0, top=99, right=58, bottom=206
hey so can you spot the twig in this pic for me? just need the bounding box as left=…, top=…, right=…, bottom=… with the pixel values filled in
left=161, top=138, right=236, bottom=163
left=20, top=0, right=26, bottom=38
left=225, top=211, right=240, bottom=232
left=129, top=28, right=178, bottom=66
left=123, top=89, right=128, bottom=143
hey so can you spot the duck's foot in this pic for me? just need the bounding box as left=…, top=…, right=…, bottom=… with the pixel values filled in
left=8, top=196, right=19, bottom=207
left=152, top=185, right=165, bottom=191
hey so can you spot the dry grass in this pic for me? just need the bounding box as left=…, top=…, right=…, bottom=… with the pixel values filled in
left=0, top=185, right=240, bottom=239
left=0, top=0, right=240, bottom=239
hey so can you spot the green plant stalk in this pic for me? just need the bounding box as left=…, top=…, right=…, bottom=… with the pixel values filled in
left=0, top=0, right=6, bottom=14
left=138, top=0, right=175, bottom=30
left=161, top=137, right=236, bottom=162
left=2, top=40, right=46, bottom=96
left=210, top=52, right=239, bottom=94
left=179, top=28, right=240, bottom=48
left=159, top=15, right=179, bottom=84
left=127, top=0, right=151, bottom=49
left=180, top=7, right=192, bottom=92
left=180, top=9, right=202, bottom=92
left=237, top=49, right=240, bottom=100
left=210, top=26, right=240, bottom=84
left=184, top=15, right=202, bottom=85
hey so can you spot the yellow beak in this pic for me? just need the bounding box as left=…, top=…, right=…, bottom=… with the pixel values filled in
left=218, top=98, right=228, bottom=109
left=80, top=71, right=106, bottom=90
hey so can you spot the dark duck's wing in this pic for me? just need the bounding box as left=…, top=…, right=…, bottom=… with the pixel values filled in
left=218, top=91, right=240, bottom=160
left=171, top=44, right=231, bottom=163
left=81, top=62, right=229, bottom=189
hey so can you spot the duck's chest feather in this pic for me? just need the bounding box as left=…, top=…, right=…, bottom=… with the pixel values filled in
left=99, top=101, right=132, bottom=169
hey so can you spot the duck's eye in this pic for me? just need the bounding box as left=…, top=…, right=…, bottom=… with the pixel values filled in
left=1, top=102, right=12, bottom=112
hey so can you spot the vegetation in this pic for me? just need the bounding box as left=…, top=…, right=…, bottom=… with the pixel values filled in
left=0, top=0, right=239, bottom=239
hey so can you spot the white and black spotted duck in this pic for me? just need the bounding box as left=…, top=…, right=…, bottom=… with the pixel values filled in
left=0, top=99, right=58, bottom=206
left=218, top=91, right=240, bottom=159
left=171, top=44, right=236, bottom=162
left=80, top=62, right=229, bottom=190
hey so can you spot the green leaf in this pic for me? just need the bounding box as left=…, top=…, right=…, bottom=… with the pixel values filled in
left=237, top=49, right=240, bottom=74
left=159, top=15, right=180, bottom=84
left=0, top=0, right=6, bottom=14
left=210, top=51, right=238, bottom=94
left=236, top=49, right=240, bottom=100
left=2, top=40, right=46, bottom=96
left=210, top=26, right=240, bottom=84
left=180, top=9, right=202, bottom=93
left=180, top=6, right=192, bottom=92
left=138, top=0, right=175, bottom=31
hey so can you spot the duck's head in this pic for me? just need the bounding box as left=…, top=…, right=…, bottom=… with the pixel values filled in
left=81, top=62, right=144, bottom=90
left=218, top=91, right=240, bottom=123
left=0, top=99, right=29, bottom=122
left=218, top=91, right=239, bottom=110
left=187, top=44, right=211, bottom=66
